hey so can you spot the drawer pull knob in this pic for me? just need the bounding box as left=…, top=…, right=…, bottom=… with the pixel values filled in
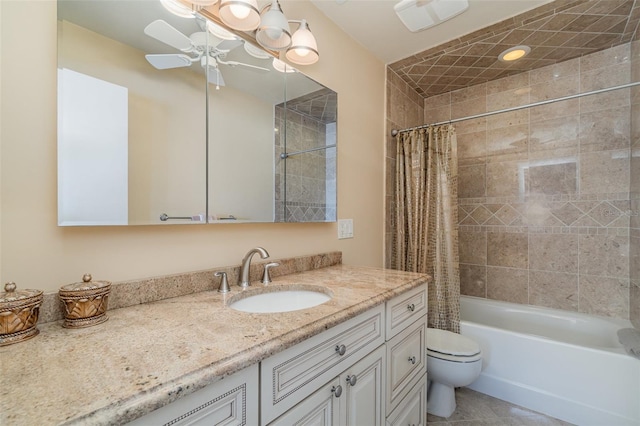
left=346, top=374, right=357, bottom=386
left=331, top=385, right=342, bottom=398
left=335, top=344, right=347, bottom=356
left=408, top=356, right=416, bottom=365
left=407, top=303, right=415, bottom=312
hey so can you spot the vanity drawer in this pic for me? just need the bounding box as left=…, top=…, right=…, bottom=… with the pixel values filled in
left=127, top=364, right=258, bottom=426
left=261, top=304, right=385, bottom=424
left=386, top=316, right=426, bottom=413
left=385, top=284, right=427, bottom=340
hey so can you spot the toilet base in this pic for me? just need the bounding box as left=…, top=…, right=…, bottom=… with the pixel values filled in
left=427, top=381, right=456, bottom=418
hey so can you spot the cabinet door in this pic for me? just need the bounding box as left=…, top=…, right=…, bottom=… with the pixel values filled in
left=342, top=345, right=386, bottom=426
left=386, top=376, right=426, bottom=426
left=269, top=377, right=341, bottom=426
left=386, top=317, right=426, bottom=413
left=127, top=364, right=258, bottom=426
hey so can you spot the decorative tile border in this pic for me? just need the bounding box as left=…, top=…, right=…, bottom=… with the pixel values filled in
left=38, top=252, right=342, bottom=324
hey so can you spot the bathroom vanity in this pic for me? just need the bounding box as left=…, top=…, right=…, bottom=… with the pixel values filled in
left=0, top=264, right=428, bottom=425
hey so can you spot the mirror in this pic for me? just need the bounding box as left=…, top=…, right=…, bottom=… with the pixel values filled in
left=57, top=0, right=336, bottom=225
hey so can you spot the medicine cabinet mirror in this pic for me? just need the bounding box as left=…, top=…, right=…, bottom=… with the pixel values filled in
left=57, top=0, right=337, bottom=226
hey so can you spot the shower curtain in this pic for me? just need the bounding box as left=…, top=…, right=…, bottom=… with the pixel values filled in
left=392, top=125, right=460, bottom=333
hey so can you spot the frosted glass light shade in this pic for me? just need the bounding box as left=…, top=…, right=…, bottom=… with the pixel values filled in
left=256, top=1, right=291, bottom=50
left=285, top=21, right=318, bottom=65
left=189, top=0, right=218, bottom=6
left=219, top=0, right=260, bottom=31
left=160, top=0, right=195, bottom=18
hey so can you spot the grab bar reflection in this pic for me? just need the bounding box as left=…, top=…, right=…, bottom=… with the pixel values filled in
left=280, top=144, right=336, bottom=159
left=159, top=213, right=204, bottom=222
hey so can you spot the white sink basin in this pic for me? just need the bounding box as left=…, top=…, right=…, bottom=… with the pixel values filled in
left=228, top=285, right=332, bottom=313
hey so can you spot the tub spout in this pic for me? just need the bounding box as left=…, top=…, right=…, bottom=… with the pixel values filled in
left=239, top=247, right=269, bottom=288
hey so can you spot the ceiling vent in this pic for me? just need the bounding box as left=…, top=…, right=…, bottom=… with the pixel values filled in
left=394, top=0, right=469, bottom=32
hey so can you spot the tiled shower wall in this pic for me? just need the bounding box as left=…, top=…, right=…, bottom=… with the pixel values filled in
left=387, top=42, right=640, bottom=321
left=631, top=40, right=640, bottom=328
left=274, top=106, right=330, bottom=222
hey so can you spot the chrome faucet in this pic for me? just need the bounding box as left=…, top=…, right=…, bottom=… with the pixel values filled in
left=239, top=247, right=269, bottom=288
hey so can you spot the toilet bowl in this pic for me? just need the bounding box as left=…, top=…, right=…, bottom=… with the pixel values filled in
left=426, top=327, right=482, bottom=418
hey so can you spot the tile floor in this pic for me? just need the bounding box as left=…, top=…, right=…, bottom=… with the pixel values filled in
left=427, top=388, right=574, bottom=425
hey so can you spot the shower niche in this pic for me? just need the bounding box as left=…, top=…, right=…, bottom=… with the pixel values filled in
left=56, top=0, right=336, bottom=226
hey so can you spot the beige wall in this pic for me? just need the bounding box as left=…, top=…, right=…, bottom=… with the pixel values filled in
left=0, top=1, right=386, bottom=293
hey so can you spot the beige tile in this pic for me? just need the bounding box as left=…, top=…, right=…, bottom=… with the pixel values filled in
left=424, top=92, right=451, bottom=110
left=457, top=130, right=487, bottom=166
left=529, top=270, right=578, bottom=311
left=631, top=280, right=640, bottom=328
left=580, top=88, right=630, bottom=114
left=579, top=150, right=629, bottom=195
left=530, top=99, right=579, bottom=123
left=529, top=75, right=579, bottom=103
left=529, top=57, right=580, bottom=85
left=487, top=72, right=530, bottom=95
left=580, top=43, right=630, bottom=73
left=486, top=161, right=524, bottom=198
left=460, top=264, right=487, bottom=297
left=425, top=106, right=451, bottom=124
left=487, top=266, right=528, bottom=304
left=580, top=62, right=631, bottom=92
left=579, top=234, right=630, bottom=278
left=529, top=233, right=578, bottom=273
left=459, top=164, right=486, bottom=198
left=528, top=161, right=577, bottom=196
left=459, top=229, right=487, bottom=265
left=579, top=275, right=630, bottom=319
left=487, top=110, right=528, bottom=131
left=456, top=117, right=487, bottom=135
left=487, top=232, right=528, bottom=268
left=486, top=124, right=529, bottom=162
left=487, top=87, right=531, bottom=111
left=451, top=83, right=487, bottom=104
left=452, top=96, right=487, bottom=120
left=579, top=107, right=630, bottom=152
left=529, top=115, right=579, bottom=153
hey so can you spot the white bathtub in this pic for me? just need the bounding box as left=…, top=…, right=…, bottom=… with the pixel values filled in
left=460, top=296, right=640, bottom=426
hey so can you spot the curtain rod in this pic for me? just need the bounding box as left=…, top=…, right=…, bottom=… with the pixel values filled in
left=390, top=81, right=640, bottom=137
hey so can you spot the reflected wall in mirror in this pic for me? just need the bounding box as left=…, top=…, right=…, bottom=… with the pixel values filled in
left=57, top=0, right=337, bottom=225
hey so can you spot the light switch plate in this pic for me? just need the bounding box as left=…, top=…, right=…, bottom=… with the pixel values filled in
left=338, top=219, right=354, bottom=239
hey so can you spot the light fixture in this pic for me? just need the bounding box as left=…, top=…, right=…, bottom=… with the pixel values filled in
left=189, top=0, right=218, bottom=6
left=256, top=0, right=291, bottom=50
left=160, top=0, right=195, bottom=19
left=206, top=20, right=237, bottom=40
left=272, top=58, right=296, bottom=73
left=244, top=42, right=271, bottom=59
left=499, top=45, right=531, bottom=62
left=219, top=0, right=260, bottom=31
left=285, top=19, right=318, bottom=65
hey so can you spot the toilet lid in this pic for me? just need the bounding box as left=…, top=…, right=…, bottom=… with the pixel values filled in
left=427, top=328, right=481, bottom=357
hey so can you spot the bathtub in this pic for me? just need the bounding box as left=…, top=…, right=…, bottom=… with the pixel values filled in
left=459, top=296, right=640, bottom=426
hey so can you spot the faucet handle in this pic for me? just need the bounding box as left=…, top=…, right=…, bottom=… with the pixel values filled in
left=214, top=271, right=230, bottom=293
left=261, top=262, right=280, bottom=285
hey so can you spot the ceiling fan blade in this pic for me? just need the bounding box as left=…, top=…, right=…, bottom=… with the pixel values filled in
left=146, top=54, right=194, bottom=69
left=207, top=68, right=226, bottom=87
left=144, top=20, right=193, bottom=52
left=219, top=60, right=270, bottom=72
left=216, top=39, right=243, bottom=52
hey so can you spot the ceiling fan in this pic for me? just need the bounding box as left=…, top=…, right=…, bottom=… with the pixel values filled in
left=144, top=20, right=269, bottom=87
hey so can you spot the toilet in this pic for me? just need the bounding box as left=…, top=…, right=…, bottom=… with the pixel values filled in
left=426, top=328, right=482, bottom=418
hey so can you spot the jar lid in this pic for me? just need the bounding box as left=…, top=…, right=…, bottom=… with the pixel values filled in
left=60, top=274, right=111, bottom=292
left=0, top=282, right=43, bottom=304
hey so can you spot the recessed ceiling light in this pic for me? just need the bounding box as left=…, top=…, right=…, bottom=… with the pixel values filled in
left=498, top=45, right=531, bottom=62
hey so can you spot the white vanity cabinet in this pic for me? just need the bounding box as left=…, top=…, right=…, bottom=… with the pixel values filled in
left=385, top=285, right=428, bottom=423
left=270, top=345, right=386, bottom=426
left=260, top=304, right=385, bottom=424
left=127, top=363, right=258, bottom=426
left=125, top=283, right=428, bottom=426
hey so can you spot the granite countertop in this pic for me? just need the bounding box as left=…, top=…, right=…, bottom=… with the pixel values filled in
left=0, top=265, right=428, bottom=426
